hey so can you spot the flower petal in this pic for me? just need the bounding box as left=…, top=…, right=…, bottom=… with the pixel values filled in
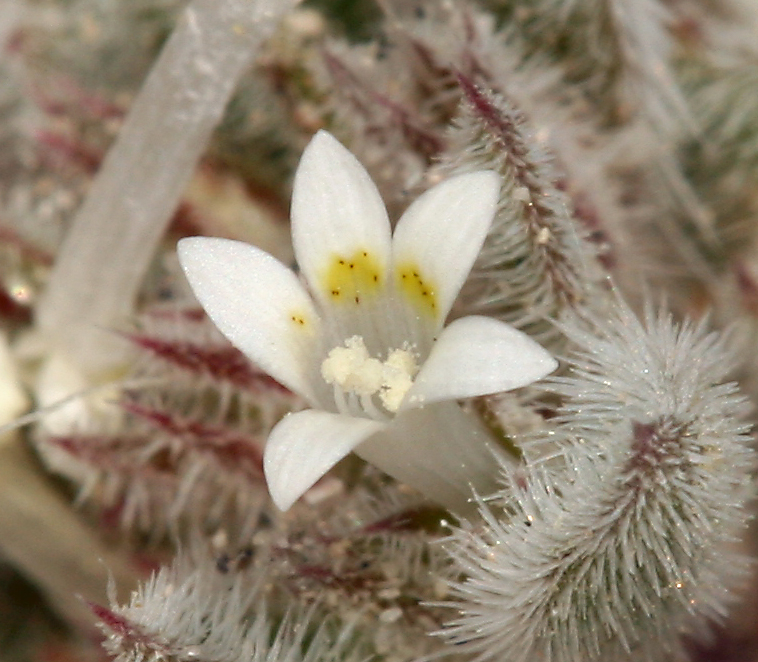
left=291, top=131, right=392, bottom=308
left=178, top=237, right=322, bottom=402
left=355, top=402, right=505, bottom=513
left=392, top=171, right=500, bottom=325
left=401, top=316, right=557, bottom=409
left=264, top=409, right=385, bottom=511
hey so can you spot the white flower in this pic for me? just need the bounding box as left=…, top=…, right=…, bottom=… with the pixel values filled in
left=178, top=131, right=557, bottom=511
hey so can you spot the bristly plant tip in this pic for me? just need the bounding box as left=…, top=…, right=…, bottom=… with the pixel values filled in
left=441, top=299, right=755, bottom=662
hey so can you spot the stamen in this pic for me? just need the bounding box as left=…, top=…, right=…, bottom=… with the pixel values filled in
left=346, top=391, right=360, bottom=417
left=332, top=383, right=350, bottom=416
left=379, top=348, right=418, bottom=413
left=360, top=394, right=385, bottom=421
left=321, top=336, right=419, bottom=417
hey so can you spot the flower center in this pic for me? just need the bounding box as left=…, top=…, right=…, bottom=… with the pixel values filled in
left=320, top=336, right=418, bottom=418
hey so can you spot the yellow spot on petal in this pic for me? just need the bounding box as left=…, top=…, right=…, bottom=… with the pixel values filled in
left=322, top=249, right=383, bottom=304
left=397, top=263, right=437, bottom=316
left=289, top=311, right=310, bottom=328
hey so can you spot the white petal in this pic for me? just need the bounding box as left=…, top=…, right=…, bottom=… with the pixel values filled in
left=401, top=316, right=557, bottom=409
left=178, top=237, right=322, bottom=402
left=392, top=171, right=500, bottom=324
left=264, top=409, right=385, bottom=511
left=355, top=402, right=506, bottom=513
left=291, top=131, right=392, bottom=307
